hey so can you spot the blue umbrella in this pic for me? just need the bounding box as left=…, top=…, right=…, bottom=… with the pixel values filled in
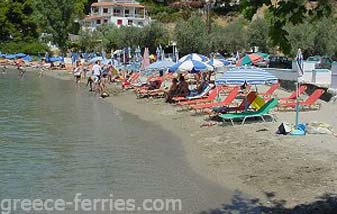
left=215, top=67, right=278, bottom=85
left=15, top=53, right=26, bottom=58
left=179, top=53, right=208, bottom=62
left=101, top=59, right=112, bottom=65
left=147, top=60, right=175, bottom=71
left=47, top=56, right=64, bottom=63
left=23, top=55, right=33, bottom=62
left=169, top=59, right=213, bottom=73
left=89, top=56, right=103, bottom=64
left=208, top=58, right=230, bottom=68
left=5, top=54, right=16, bottom=59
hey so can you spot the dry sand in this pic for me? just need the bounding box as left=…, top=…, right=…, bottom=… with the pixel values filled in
left=39, top=69, right=337, bottom=211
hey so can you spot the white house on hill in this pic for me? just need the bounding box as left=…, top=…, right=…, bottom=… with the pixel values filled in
left=82, top=0, right=151, bottom=31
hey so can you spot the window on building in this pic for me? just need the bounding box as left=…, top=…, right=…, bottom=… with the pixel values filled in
left=104, top=19, right=108, bottom=24
left=92, top=7, right=99, bottom=14
left=117, top=19, right=123, bottom=25
left=128, top=20, right=133, bottom=26
left=113, top=9, right=121, bottom=16
left=96, top=19, right=101, bottom=25
left=125, top=9, right=129, bottom=17
left=103, top=8, right=109, bottom=14
left=138, top=21, right=144, bottom=26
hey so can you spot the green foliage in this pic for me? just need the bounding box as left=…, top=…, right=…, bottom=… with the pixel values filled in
left=240, top=0, right=334, bottom=54
left=221, top=17, right=248, bottom=53
left=0, top=0, right=39, bottom=42
left=285, top=16, right=337, bottom=57
left=247, top=18, right=270, bottom=52
left=175, top=16, right=208, bottom=55
left=77, top=22, right=169, bottom=53
left=34, top=0, right=87, bottom=52
left=0, top=40, right=48, bottom=55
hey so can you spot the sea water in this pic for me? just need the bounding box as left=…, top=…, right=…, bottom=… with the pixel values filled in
left=0, top=70, right=231, bottom=213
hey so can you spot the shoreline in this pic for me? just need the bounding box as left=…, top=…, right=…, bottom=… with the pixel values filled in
left=21, top=68, right=337, bottom=210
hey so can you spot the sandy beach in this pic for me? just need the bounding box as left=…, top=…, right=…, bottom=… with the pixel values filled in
left=35, top=68, right=337, bottom=211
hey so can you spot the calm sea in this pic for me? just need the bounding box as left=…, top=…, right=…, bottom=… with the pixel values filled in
left=0, top=70, right=231, bottom=213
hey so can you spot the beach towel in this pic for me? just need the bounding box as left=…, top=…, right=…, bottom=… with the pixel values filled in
left=252, top=96, right=265, bottom=110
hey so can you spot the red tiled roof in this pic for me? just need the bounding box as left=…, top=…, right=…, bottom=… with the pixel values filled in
left=91, top=2, right=144, bottom=8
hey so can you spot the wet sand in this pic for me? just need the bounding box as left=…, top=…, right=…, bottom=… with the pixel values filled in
left=35, top=68, right=337, bottom=212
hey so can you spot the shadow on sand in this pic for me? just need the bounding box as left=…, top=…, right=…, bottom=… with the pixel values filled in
left=200, top=191, right=337, bottom=214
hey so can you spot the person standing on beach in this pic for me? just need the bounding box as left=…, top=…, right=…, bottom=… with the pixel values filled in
left=73, top=61, right=82, bottom=85
left=87, top=60, right=101, bottom=92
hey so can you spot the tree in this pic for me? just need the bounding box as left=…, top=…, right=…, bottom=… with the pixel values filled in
left=142, top=22, right=170, bottom=52
left=284, top=21, right=316, bottom=57
left=240, top=0, right=334, bottom=54
left=247, top=18, right=270, bottom=52
left=34, top=0, right=87, bottom=52
left=285, top=16, right=337, bottom=57
left=222, top=17, right=248, bottom=53
left=175, top=16, right=208, bottom=55
left=0, top=0, right=39, bottom=42
left=314, top=17, right=337, bottom=57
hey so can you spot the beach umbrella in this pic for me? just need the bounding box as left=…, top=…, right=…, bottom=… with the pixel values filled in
left=161, top=49, right=165, bottom=61
left=295, top=48, right=304, bottom=128
left=5, top=54, right=16, bottom=59
left=236, top=53, right=263, bottom=66
left=156, top=46, right=161, bottom=61
left=175, top=48, right=179, bottom=62
left=22, top=55, right=33, bottom=62
left=15, top=53, right=26, bottom=58
left=256, top=52, right=269, bottom=59
left=101, top=59, right=112, bottom=65
left=140, top=48, right=150, bottom=70
left=47, top=56, right=64, bottom=63
left=207, top=58, right=230, bottom=69
left=169, top=59, right=214, bottom=73
left=89, top=56, right=103, bottom=64
left=147, top=60, right=175, bottom=71
left=215, top=67, right=278, bottom=86
left=179, top=53, right=208, bottom=62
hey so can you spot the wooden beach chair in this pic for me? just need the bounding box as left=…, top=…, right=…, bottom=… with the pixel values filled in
left=219, top=98, right=279, bottom=126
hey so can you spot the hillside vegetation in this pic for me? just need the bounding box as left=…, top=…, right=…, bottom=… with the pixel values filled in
left=1, top=0, right=337, bottom=57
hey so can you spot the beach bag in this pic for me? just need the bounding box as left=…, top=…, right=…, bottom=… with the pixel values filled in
left=277, top=122, right=292, bottom=135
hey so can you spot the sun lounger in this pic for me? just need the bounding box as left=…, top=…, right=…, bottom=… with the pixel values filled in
left=173, top=85, right=212, bottom=102
left=280, top=85, right=307, bottom=101
left=259, top=83, right=280, bottom=97
left=211, top=91, right=258, bottom=115
left=176, top=86, right=224, bottom=107
left=219, top=98, right=279, bottom=125
left=278, top=89, right=324, bottom=111
left=190, top=87, right=240, bottom=112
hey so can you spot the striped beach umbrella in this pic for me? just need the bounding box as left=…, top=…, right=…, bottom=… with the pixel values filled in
left=208, top=58, right=230, bottom=68
left=215, top=67, right=278, bottom=85
left=169, top=59, right=214, bottom=73
left=147, top=60, right=175, bottom=71
left=179, top=53, right=208, bottom=62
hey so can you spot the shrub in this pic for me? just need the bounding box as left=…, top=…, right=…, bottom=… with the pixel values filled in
left=0, top=41, right=48, bottom=55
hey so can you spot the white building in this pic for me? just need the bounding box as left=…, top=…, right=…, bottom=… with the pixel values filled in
left=82, top=0, right=151, bottom=31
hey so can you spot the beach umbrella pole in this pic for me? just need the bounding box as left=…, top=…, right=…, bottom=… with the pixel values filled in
left=295, top=81, right=300, bottom=126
